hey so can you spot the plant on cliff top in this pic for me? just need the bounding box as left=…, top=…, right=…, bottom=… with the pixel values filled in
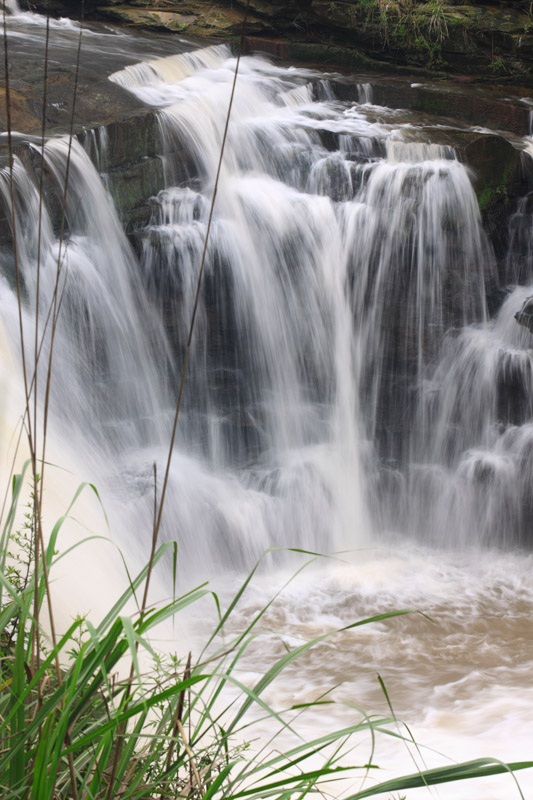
left=356, top=0, right=450, bottom=65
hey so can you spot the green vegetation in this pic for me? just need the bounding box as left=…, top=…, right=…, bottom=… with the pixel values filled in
left=477, top=183, right=509, bottom=212
left=353, top=0, right=453, bottom=66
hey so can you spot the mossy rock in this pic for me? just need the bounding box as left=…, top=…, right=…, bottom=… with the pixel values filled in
left=311, top=0, right=360, bottom=29
left=286, top=40, right=373, bottom=66
left=476, top=6, right=531, bottom=33
left=105, top=156, right=164, bottom=220
left=95, top=114, right=160, bottom=171
left=464, top=133, right=520, bottom=208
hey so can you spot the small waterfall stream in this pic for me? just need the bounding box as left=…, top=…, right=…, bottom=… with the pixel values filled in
left=1, top=21, right=533, bottom=799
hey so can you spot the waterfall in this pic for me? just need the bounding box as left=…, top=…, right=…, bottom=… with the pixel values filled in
left=3, top=0, right=20, bottom=15
left=2, top=23, right=533, bottom=796
left=0, top=140, right=172, bottom=451
left=115, top=47, right=533, bottom=555
left=1, top=40, right=529, bottom=569
left=110, top=46, right=502, bottom=549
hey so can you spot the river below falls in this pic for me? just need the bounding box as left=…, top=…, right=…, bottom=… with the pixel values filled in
left=1, top=7, right=533, bottom=798
left=178, top=545, right=533, bottom=800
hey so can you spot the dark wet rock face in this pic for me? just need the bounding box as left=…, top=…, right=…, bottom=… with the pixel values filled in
left=515, top=295, right=533, bottom=332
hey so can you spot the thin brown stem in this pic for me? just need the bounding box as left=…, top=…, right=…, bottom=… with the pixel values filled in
left=105, top=459, right=160, bottom=800
left=0, top=227, right=72, bottom=540
left=39, top=2, right=83, bottom=502
left=152, top=0, right=251, bottom=549
left=130, top=12, right=249, bottom=794
left=29, top=200, right=79, bottom=395
left=2, top=0, right=40, bottom=558
left=3, top=0, right=47, bottom=735
left=106, top=20, right=249, bottom=781
left=177, top=718, right=203, bottom=795
left=159, top=651, right=191, bottom=800
left=27, top=7, right=84, bottom=797
left=36, top=15, right=83, bottom=674
left=2, top=6, right=33, bottom=451
left=31, top=0, right=51, bottom=704
left=141, top=460, right=159, bottom=615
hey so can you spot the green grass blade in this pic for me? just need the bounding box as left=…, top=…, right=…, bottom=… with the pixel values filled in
left=225, top=610, right=413, bottom=738
left=202, top=761, right=238, bottom=800
left=349, top=758, right=533, bottom=798
left=8, top=603, right=29, bottom=790
left=137, top=586, right=209, bottom=633
left=227, top=764, right=376, bottom=798
left=237, top=718, right=394, bottom=783
left=0, top=461, right=30, bottom=565
left=95, top=542, right=173, bottom=635
left=120, top=615, right=144, bottom=688
left=30, top=713, right=56, bottom=800
left=64, top=674, right=207, bottom=754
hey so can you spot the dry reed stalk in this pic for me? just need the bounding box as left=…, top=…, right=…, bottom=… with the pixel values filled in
left=105, top=3, right=250, bottom=795
left=2, top=2, right=84, bottom=795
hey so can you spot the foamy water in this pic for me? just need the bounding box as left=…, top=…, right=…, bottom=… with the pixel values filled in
left=177, top=548, right=533, bottom=800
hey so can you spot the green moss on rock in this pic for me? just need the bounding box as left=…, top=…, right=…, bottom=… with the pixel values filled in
left=463, top=134, right=524, bottom=232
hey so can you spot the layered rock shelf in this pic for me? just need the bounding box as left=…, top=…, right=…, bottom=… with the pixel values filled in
left=28, top=0, right=533, bottom=82
left=2, top=4, right=533, bottom=299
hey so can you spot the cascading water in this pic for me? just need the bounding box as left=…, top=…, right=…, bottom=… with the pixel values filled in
left=408, top=286, right=533, bottom=546
left=108, top=45, right=502, bottom=550
left=3, top=0, right=20, bottom=15
left=1, top=20, right=533, bottom=798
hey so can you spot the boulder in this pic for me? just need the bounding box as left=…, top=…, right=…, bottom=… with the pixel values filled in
left=515, top=295, right=533, bottom=332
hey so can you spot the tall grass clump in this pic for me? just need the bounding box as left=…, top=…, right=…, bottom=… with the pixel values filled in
left=0, top=1, right=532, bottom=799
